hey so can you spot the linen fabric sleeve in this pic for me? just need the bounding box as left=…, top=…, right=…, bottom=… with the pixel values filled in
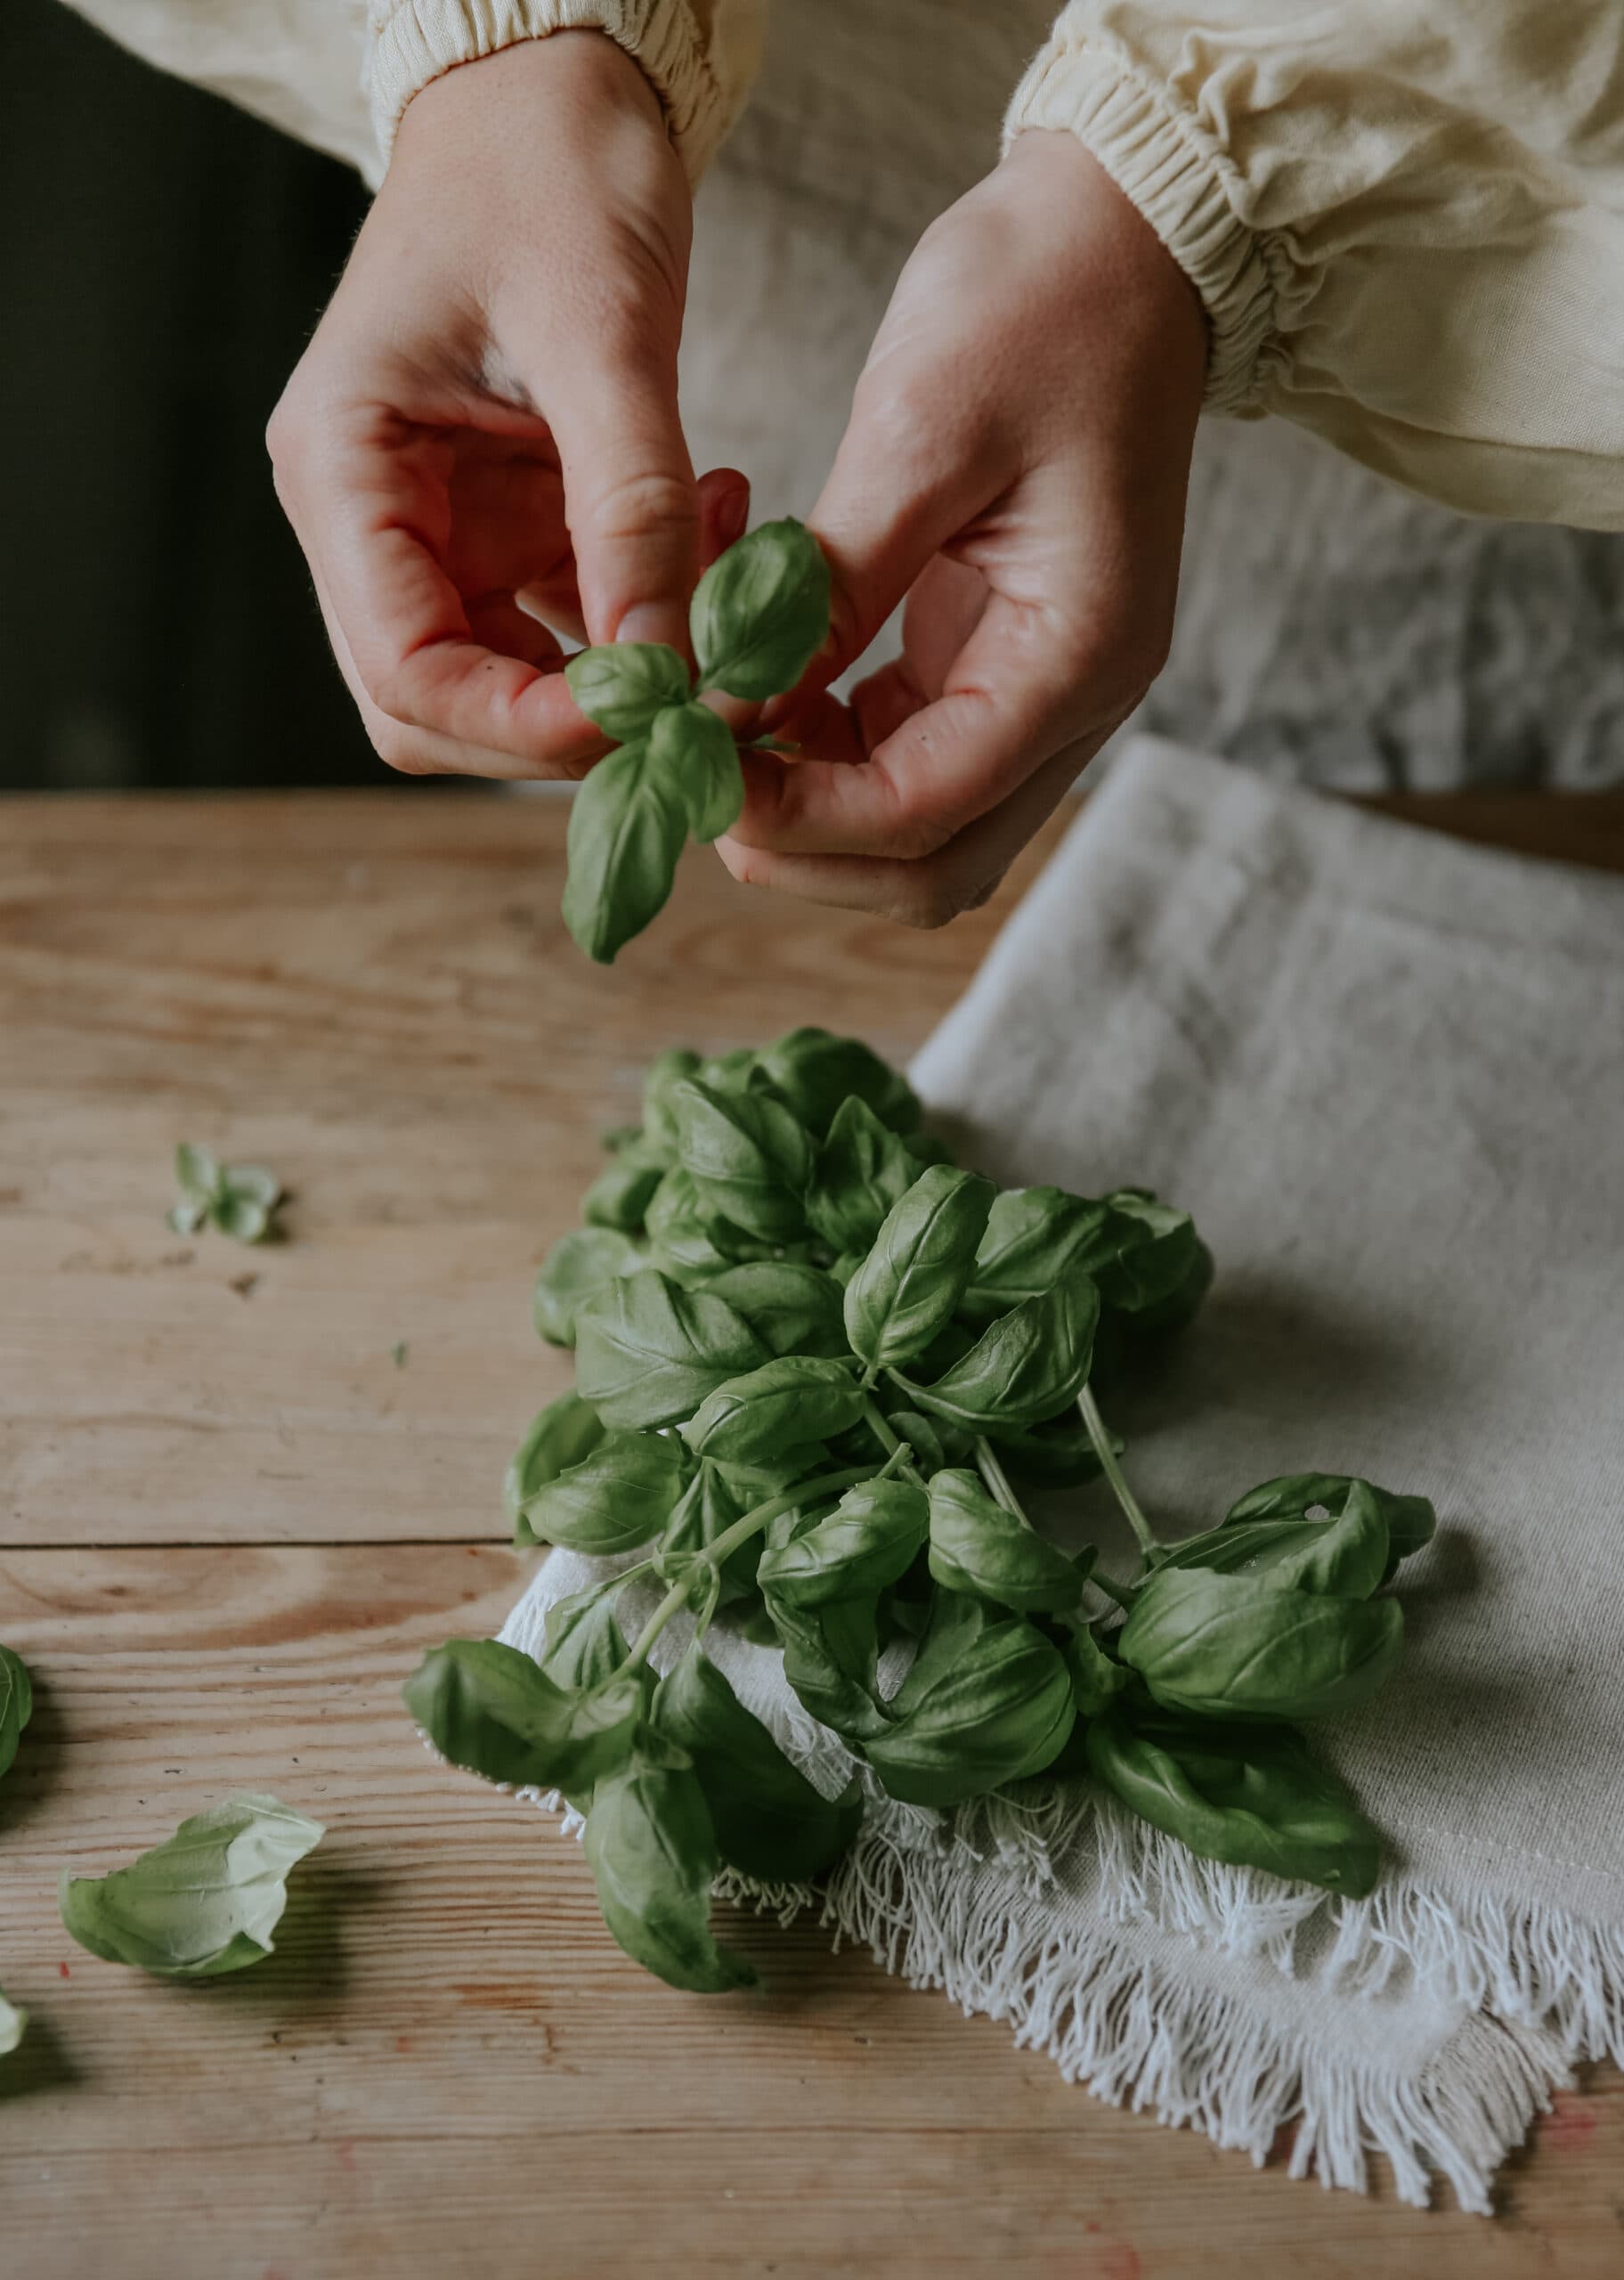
left=1005, top=3, right=1624, bottom=528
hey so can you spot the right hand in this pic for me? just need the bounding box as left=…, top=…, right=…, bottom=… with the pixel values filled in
left=267, top=31, right=748, bottom=781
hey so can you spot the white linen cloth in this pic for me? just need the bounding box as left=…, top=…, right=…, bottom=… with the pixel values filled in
left=503, top=737, right=1624, bottom=2208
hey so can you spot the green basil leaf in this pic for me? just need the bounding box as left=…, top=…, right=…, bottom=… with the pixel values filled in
left=684, top=1356, right=864, bottom=1468
left=641, top=1047, right=703, bottom=1151
left=695, top=1046, right=760, bottom=1095
left=1223, top=1472, right=1437, bottom=1583
left=672, top=1079, right=814, bottom=1244
left=505, top=1390, right=607, bottom=1545
left=661, top=1459, right=758, bottom=1604
left=767, top=1592, right=889, bottom=1741
left=1086, top=1704, right=1382, bottom=1898
left=842, top=1167, right=995, bottom=1370
left=653, top=1649, right=863, bottom=1884
left=174, top=1142, right=221, bottom=1203
left=574, top=1268, right=770, bottom=1429
left=562, top=738, right=688, bottom=965
left=600, top=1122, right=644, bottom=1155
left=539, top=1587, right=631, bottom=1691
left=521, top=1429, right=689, bottom=1555
left=880, top=1405, right=955, bottom=1476
left=0, top=1985, right=25, bottom=2056
left=0, top=1644, right=33, bottom=1781
left=582, top=1747, right=757, bottom=1992
left=1061, top=1623, right=1132, bottom=1717
left=865, top=1616, right=1075, bottom=1808
left=690, top=518, right=831, bottom=703
left=958, top=1186, right=1117, bottom=1328
left=219, top=1163, right=281, bottom=1211
left=166, top=1198, right=207, bottom=1236
left=59, top=1796, right=324, bottom=1978
left=213, top=1193, right=272, bottom=1244
left=404, top=1638, right=645, bottom=1794
left=806, top=1095, right=922, bottom=1253
left=649, top=701, right=744, bottom=844
left=1084, top=1190, right=1207, bottom=1316
left=1160, top=1478, right=1392, bottom=1599
left=532, top=1226, right=647, bottom=1348
left=926, top=1470, right=1086, bottom=1615
left=702, top=1261, right=849, bottom=1360
left=759, top=1477, right=928, bottom=1607
left=564, top=641, right=691, bottom=738
left=983, top=1407, right=1107, bottom=1490
left=756, top=1027, right=922, bottom=1139
left=1117, top=1568, right=1404, bottom=1722
left=581, top=1139, right=670, bottom=1234
left=642, top=1166, right=742, bottom=1279
left=896, top=1277, right=1099, bottom=1431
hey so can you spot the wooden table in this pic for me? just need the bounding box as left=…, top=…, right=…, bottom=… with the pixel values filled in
left=4, top=787, right=1623, bottom=2280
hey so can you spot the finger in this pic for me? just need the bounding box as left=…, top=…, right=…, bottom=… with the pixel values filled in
left=544, top=351, right=700, bottom=652
left=716, top=741, right=1087, bottom=930
left=697, top=466, right=750, bottom=570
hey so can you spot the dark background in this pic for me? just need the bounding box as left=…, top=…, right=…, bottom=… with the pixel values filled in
left=1, top=0, right=375, bottom=790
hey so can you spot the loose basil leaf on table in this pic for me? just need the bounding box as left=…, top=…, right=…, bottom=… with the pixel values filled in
left=60, top=1796, right=324, bottom=1978
left=532, top=1226, right=647, bottom=1348
left=683, top=1356, right=865, bottom=1468
left=926, top=1470, right=1087, bottom=1615
left=672, top=1079, right=814, bottom=1244
left=648, top=701, right=745, bottom=845
left=894, top=1276, right=1100, bottom=1431
left=538, top=1587, right=632, bottom=1692
left=759, top=1478, right=929, bottom=1606
left=755, top=1027, right=922, bottom=1140
left=690, top=517, right=831, bottom=703
left=702, top=1261, right=849, bottom=1360
left=1157, top=1477, right=1393, bottom=1599
left=654, top=1648, right=863, bottom=1885
left=581, top=1140, right=669, bottom=1234
left=506, top=1389, right=608, bottom=1545
left=1086, top=1703, right=1383, bottom=1897
left=583, top=1745, right=758, bottom=1992
left=574, top=1269, right=770, bottom=1429
left=1117, top=1568, right=1404, bottom=1722
left=564, top=640, right=691, bottom=739
left=806, top=1095, right=922, bottom=1253
left=842, top=1166, right=996, bottom=1371
left=521, top=1429, right=690, bottom=1556
left=0, top=1985, right=25, bottom=2056
left=1224, top=1472, right=1437, bottom=1581
left=405, top=1638, right=646, bottom=1795
left=865, top=1611, right=1076, bottom=1809
left=1, top=1643, right=32, bottom=1780
left=562, top=737, right=689, bottom=966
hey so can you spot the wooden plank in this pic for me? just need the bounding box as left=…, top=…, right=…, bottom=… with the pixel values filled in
left=2, top=1544, right=1620, bottom=2280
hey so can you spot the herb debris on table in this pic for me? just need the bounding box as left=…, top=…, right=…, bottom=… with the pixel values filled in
left=166, top=1144, right=284, bottom=1244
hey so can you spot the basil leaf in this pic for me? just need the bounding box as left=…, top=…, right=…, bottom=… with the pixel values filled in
left=983, top=1407, right=1107, bottom=1490
left=756, top=1027, right=922, bottom=1139
left=581, top=1139, right=669, bottom=1234
left=842, top=1167, right=995, bottom=1370
left=539, top=1588, right=631, bottom=1691
left=59, top=1796, right=324, bottom=1978
left=926, top=1470, right=1086, bottom=1615
left=650, top=701, right=744, bottom=845
left=690, top=517, right=831, bottom=702
left=696, top=1046, right=760, bottom=1095
left=880, top=1405, right=955, bottom=1477
left=896, top=1277, right=1099, bottom=1430
left=174, top=1141, right=221, bottom=1203
left=684, top=1356, right=864, bottom=1468
left=0, top=1986, right=24, bottom=2056
left=1061, top=1623, right=1132, bottom=1717
left=1117, top=1568, right=1404, bottom=1722
left=0, top=1644, right=33, bottom=1780
left=1223, top=1472, right=1437, bottom=1583
left=865, top=1616, right=1075, bottom=1808
left=404, top=1638, right=645, bottom=1794
left=702, top=1261, right=849, bottom=1360
left=505, top=1390, right=607, bottom=1545
left=672, top=1078, right=814, bottom=1244
left=759, top=1478, right=929, bottom=1607
left=599, top=1122, right=644, bottom=1155
left=642, top=1166, right=742, bottom=1279
left=583, top=1747, right=757, bottom=1991
left=564, top=641, right=690, bottom=738
left=1086, top=1705, right=1382, bottom=1898
left=574, top=1268, right=770, bottom=1429
left=1160, top=1478, right=1392, bottom=1599
left=166, top=1197, right=208, bottom=1236
left=213, top=1193, right=272, bottom=1244
left=654, top=1649, right=863, bottom=1884
left=888, top=1579, right=992, bottom=1714
left=1084, top=1190, right=1207, bottom=1316
left=661, top=1459, right=758, bottom=1604
left=641, top=1048, right=703, bottom=1151
left=219, top=1164, right=281, bottom=1211
left=522, top=1429, right=689, bottom=1555
left=806, top=1095, right=921, bottom=1253
left=532, top=1226, right=647, bottom=1348
left=767, top=1592, right=889, bottom=1741
left=958, top=1186, right=1117, bottom=1328
left=562, top=738, right=688, bottom=965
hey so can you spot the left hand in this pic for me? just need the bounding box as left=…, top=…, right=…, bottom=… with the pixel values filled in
left=717, top=131, right=1208, bottom=925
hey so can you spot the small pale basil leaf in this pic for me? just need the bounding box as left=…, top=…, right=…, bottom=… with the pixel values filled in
left=1086, top=1705, right=1382, bottom=1898
left=690, top=517, right=831, bottom=702
left=926, top=1470, right=1086, bottom=1615
left=0, top=1986, right=24, bottom=2056
left=562, top=738, right=688, bottom=965
left=532, top=1226, right=647, bottom=1348
left=653, top=1649, right=862, bottom=1884
left=582, top=1747, right=757, bottom=1992
left=650, top=701, right=744, bottom=845
left=1117, top=1568, right=1404, bottom=1723
left=896, top=1277, right=1099, bottom=1431
left=1161, top=1478, right=1391, bottom=1599
left=581, top=1139, right=669, bottom=1234
left=564, top=641, right=691, bottom=738
left=219, top=1163, right=282, bottom=1211
left=672, top=1079, right=814, bottom=1244
left=768, top=1592, right=889, bottom=1741
left=174, top=1142, right=222, bottom=1203
left=759, top=1478, right=928, bottom=1608
left=404, top=1638, right=645, bottom=1794
left=1061, top=1623, right=1132, bottom=1718
left=573, top=1268, right=770, bottom=1429
left=59, top=1796, right=323, bottom=1978
left=696, top=1046, right=760, bottom=1095
left=864, top=1617, right=1075, bottom=1809
left=521, top=1429, right=689, bottom=1556
left=842, top=1167, right=996, bottom=1370
left=702, top=1261, right=849, bottom=1360
left=0, top=1644, right=33, bottom=1781
left=539, top=1587, right=631, bottom=1692
left=661, top=1459, right=757, bottom=1604
left=213, top=1193, right=271, bottom=1244
left=504, top=1390, right=606, bottom=1545
left=805, top=1095, right=921, bottom=1254
left=755, top=1027, right=922, bottom=1139
left=166, top=1199, right=207, bottom=1236
left=683, top=1356, right=864, bottom=1468
left=641, top=1048, right=703, bottom=1151
left=1223, top=1471, right=1437, bottom=1581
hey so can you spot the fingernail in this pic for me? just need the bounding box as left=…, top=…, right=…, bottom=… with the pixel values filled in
left=718, top=483, right=750, bottom=547
left=615, top=604, right=679, bottom=646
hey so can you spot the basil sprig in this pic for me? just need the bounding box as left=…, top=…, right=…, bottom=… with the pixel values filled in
left=413, top=1027, right=1436, bottom=1991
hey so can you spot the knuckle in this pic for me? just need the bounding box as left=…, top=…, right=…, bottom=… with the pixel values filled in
left=368, top=715, right=432, bottom=777
left=888, top=863, right=962, bottom=932
left=586, top=466, right=698, bottom=549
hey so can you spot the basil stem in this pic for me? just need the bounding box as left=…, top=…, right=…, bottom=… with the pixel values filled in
left=971, top=1435, right=1023, bottom=1517
left=1077, top=1382, right=1158, bottom=1561
left=860, top=1396, right=928, bottom=1489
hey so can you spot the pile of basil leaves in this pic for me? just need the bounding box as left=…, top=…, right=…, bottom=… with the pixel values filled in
left=407, top=1028, right=1434, bottom=1992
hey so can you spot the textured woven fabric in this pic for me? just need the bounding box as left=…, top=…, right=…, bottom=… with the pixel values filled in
left=504, top=738, right=1624, bottom=2207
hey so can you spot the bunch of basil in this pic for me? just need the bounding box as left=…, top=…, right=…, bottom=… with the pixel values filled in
left=406, top=1028, right=1434, bottom=1991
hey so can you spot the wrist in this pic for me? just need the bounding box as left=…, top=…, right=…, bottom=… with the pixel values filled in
left=395, top=28, right=667, bottom=167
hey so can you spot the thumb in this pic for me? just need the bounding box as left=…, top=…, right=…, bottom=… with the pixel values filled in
left=547, top=345, right=701, bottom=653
